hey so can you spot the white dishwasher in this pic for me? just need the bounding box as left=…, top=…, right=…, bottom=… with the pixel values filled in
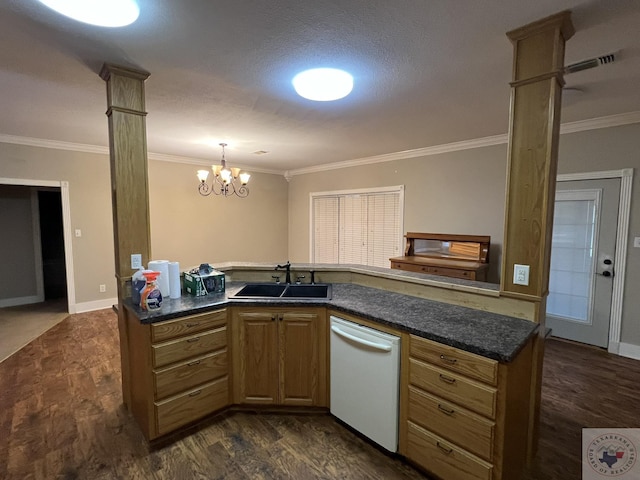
left=330, top=315, right=401, bottom=452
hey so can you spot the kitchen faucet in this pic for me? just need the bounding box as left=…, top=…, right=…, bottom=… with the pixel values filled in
left=275, top=261, right=292, bottom=284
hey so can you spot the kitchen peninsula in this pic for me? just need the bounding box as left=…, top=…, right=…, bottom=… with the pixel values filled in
left=121, top=263, right=538, bottom=480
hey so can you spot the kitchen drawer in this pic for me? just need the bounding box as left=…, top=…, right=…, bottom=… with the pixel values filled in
left=390, top=262, right=478, bottom=280
left=407, top=421, right=493, bottom=480
left=152, top=326, right=227, bottom=368
left=408, top=386, right=494, bottom=461
left=410, top=335, right=498, bottom=386
left=426, top=266, right=472, bottom=279
left=409, top=358, right=496, bottom=418
left=155, top=376, right=228, bottom=436
left=151, top=309, right=227, bottom=342
left=154, top=349, right=228, bottom=399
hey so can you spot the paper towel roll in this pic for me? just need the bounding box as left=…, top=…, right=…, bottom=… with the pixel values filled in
left=148, top=260, right=170, bottom=298
left=169, top=261, right=181, bottom=299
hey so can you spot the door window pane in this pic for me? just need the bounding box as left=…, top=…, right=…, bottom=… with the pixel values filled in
left=548, top=193, right=598, bottom=323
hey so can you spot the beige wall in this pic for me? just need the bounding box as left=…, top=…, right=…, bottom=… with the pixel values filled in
left=287, top=123, right=640, bottom=348
left=1, top=122, right=637, bottom=347
left=287, top=144, right=508, bottom=283
left=0, top=143, right=114, bottom=305
left=0, top=142, right=289, bottom=308
left=557, top=123, right=640, bottom=347
left=148, top=160, right=289, bottom=269
left=0, top=185, right=37, bottom=300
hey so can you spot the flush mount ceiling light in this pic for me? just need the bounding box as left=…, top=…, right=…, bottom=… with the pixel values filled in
left=292, top=68, right=354, bottom=101
left=37, top=0, right=140, bottom=27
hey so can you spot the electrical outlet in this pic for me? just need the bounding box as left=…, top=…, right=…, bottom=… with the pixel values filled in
left=131, top=254, right=142, bottom=269
left=75, top=229, right=82, bottom=237
left=513, top=264, right=530, bottom=286
left=99, top=284, right=106, bottom=293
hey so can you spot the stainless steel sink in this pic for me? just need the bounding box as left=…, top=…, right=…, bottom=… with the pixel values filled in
left=232, top=283, right=331, bottom=300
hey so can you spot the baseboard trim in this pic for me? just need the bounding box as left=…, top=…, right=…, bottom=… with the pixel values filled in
left=618, top=342, right=640, bottom=361
left=608, top=341, right=620, bottom=355
left=0, top=294, right=44, bottom=308
left=74, top=298, right=118, bottom=314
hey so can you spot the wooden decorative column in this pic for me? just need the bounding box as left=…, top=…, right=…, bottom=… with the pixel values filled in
left=501, top=11, right=574, bottom=460
left=99, top=64, right=152, bottom=409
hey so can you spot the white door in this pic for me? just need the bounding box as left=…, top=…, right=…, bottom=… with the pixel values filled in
left=546, top=178, right=620, bottom=348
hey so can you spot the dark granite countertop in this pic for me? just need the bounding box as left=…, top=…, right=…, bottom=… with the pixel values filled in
left=124, top=282, right=538, bottom=363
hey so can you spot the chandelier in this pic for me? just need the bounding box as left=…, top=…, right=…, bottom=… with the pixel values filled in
left=197, top=143, right=250, bottom=198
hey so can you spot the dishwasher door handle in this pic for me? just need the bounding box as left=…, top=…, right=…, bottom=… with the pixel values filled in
left=331, top=326, right=392, bottom=352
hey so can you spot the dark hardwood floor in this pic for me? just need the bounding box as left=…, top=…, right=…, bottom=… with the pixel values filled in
left=1, top=309, right=638, bottom=479
left=522, top=337, right=640, bottom=480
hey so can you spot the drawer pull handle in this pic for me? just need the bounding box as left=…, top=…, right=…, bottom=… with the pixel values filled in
left=436, top=442, right=453, bottom=455
left=439, top=374, right=456, bottom=384
left=187, top=360, right=201, bottom=366
left=437, top=404, right=455, bottom=415
left=439, top=354, right=457, bottom=365
left=189, top=390, right=202, bottom=397
left=185, top=322, right=200, bottom=328
left=186, top=337, right=201, bottom=343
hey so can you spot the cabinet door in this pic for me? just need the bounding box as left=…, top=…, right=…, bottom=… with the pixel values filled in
left=236, top=311, right=278, bottom=404
left=279, top=311, right=322, bottom=406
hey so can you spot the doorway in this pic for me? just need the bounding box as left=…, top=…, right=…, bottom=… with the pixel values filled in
left=546, top=178, right=619, bottom=348
left=0, top=177, right=76, bottom=313
left=38, top=190, right=68, bottom=301
left=547, top=169, right=633, bottom=354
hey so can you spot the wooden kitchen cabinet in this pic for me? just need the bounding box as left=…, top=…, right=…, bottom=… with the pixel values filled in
left=231, top=307, right=327, bottom=407
left=125, top=307, right=230, bottom=440
left=400, top=335, right=533, bottom=480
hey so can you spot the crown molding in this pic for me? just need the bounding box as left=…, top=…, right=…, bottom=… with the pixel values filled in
left=0, top=134, right=109, bottom=155
left=0, top=134, right=283, bottom=176
left=148, top=152, right=283, bottom=176
left=1, top=110, right=639, bottom=179
left=287, top=110, right=640, bottom=177
left=559, top=111, right=640, bottom=134
left=288, top=134, right=509, bottom=177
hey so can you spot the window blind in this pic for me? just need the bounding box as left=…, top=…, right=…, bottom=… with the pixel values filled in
left=312, top=196, right=339, bottom=263
left=311, top=186, right=403, bottom=268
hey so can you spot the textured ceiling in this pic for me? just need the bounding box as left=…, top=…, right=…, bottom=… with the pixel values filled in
left=1, top=0, right=639, bottom=174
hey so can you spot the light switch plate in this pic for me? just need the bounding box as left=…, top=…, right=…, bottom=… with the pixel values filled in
left=634, top=237, right=640, bottom=248
left=513, top=264, right=530, bottom=286
left=131, top=254, right=142, bottom=269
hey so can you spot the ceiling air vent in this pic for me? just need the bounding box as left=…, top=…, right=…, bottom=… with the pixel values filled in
left=564, top=52, right=616, bottom=74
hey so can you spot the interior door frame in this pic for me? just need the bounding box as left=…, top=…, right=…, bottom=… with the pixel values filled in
left=0, top=177, right=76, bottom=313
left=556, top=168, right=633, bottom=355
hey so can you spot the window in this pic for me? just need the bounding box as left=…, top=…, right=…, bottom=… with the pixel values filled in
left=547, top=190, right=600, bottom=323
left=310, top=186, right=404, bottom=268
